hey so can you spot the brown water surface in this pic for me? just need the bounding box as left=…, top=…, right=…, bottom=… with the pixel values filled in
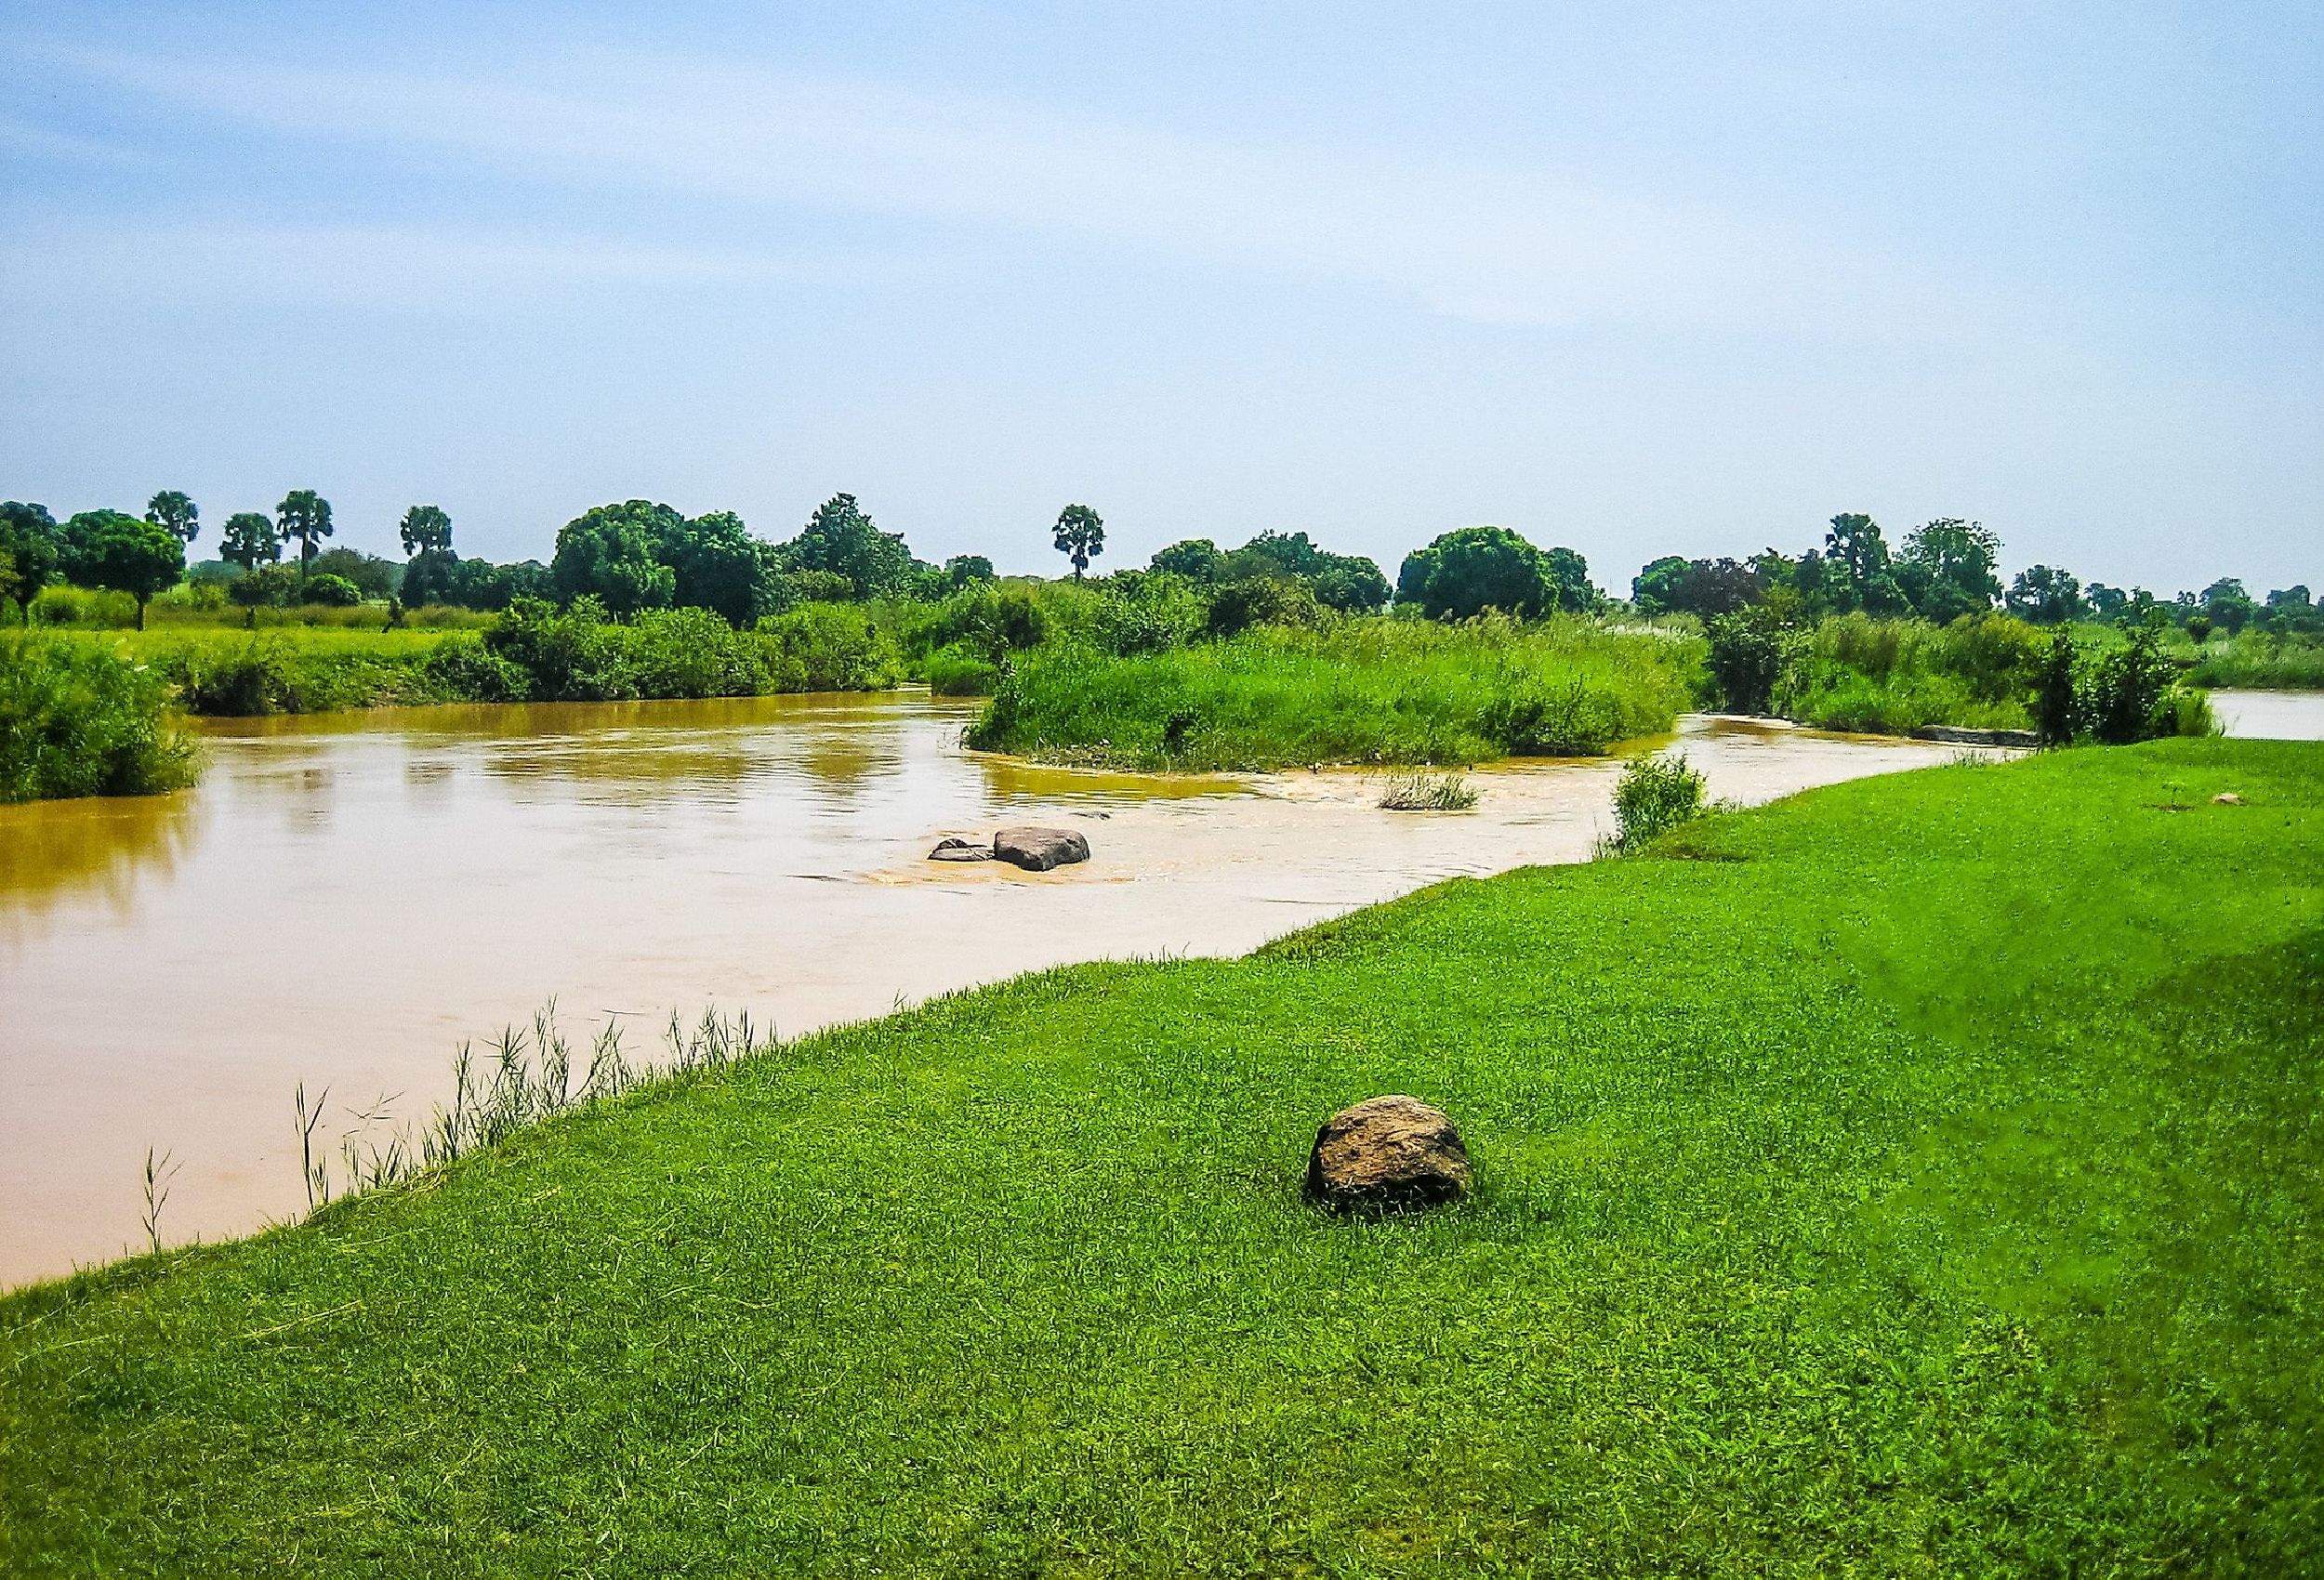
left=1, top=695, right=1976, bottom=1287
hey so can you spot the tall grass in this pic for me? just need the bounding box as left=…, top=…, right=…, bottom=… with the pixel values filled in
left=0, top=634, right=200, bottom=802
left=2185, top=630, right=2324, bottom=691
left=1378, top=770, right=1478, bottom=810
left=302, top=1005, right=764, bottom=1208
left=1778, top=612, right=2044, bottom=733
left=969, top=614, right=1701, bottom=770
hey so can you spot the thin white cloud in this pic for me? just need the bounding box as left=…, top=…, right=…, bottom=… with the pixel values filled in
left=35, top=42, right=1986, bottom=337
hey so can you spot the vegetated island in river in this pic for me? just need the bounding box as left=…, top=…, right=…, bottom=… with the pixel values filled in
left=3, top=737, right=2317, bottom=1572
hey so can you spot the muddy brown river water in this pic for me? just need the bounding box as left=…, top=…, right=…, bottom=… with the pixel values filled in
left=3, top=689, right=2304, bottom=1287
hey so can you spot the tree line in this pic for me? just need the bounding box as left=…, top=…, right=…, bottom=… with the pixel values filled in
left=1, top=485, right=2309, bottom=640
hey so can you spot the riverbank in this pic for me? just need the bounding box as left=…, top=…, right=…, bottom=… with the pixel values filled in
left=6, top=737, right=2317, bottom=1573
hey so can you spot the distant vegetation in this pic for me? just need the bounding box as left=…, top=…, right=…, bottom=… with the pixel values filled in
left=0, top=483, right=2303, bottom=780
left=0, top=635, right=197, bottom=803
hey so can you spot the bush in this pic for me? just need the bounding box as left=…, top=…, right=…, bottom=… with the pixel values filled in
left=302, top=573, right=363, bottom=608
left=0, top=635, right=199, bottom=801
left=758, top=604, right=906, bottom=692
left=420, top=636, right=528, bottom=704
left=1611, top=752, right=1707, bottom=851
left=925, top=644, right=1001, bottom=696
left=2085, top=623, right=2191, bottom=744
left=623, top=608, right=772, bottom=700
left=1704, top=606, right=1799, bottom=715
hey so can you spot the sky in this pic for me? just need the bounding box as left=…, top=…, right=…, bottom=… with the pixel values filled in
left=2, top=2, right=2318, bottom=595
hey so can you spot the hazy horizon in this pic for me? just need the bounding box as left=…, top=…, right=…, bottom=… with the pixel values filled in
left=3, top=2, right=2317, bottom=596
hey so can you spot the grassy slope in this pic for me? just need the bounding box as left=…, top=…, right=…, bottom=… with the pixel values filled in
left=4, top=740, right=2319, bottom=1575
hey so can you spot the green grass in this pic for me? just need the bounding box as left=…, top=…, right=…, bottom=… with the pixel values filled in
left=0, top=634, right=200, bottom=802
left=4, top=740, right=2319, bottom=1575
left=969, top=615, right=1702, bottom=769
left=2185, top=631, right=2324, bottom=690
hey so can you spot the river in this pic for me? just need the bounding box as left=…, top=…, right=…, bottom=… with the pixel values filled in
left=0, top=690, right=2310, bottom=1287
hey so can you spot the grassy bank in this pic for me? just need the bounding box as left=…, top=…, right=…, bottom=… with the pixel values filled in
left=5, top=739, right=2318, bottom=1573
left=57, top=602, right=907, bottom=717
left=0, top=635, right=199, bottom=802
left=2185, top=630, right=2324, bottom=690
left=968, top=615, right=1701, bottom=769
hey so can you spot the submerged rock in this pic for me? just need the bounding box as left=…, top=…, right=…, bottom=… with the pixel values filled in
left=1306, top=1095, right=1471, bottom=1210
left=1909, top=725, right=2040, bottom=748
left=928, top=837, right=992, bottom=862
left=992, top=827, right=1090, bottom=871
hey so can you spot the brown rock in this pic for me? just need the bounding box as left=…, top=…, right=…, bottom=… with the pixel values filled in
left=928, top=836, right=992, bottom=862
left=2213, top=792, right=2244, bottom=806
left=1306, top=1095, right=1471, bottom=1209
left=992, top=827, right=1090, bottom=871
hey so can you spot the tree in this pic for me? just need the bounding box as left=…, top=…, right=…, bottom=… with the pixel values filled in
left=302, top=573, right=363, bottom=608
left=1631, top=556, right=1689, bottom=615
left=654, top=509, right=784, bottom=625
left=1151, top=539, right=1223, bottom=581
left=218, top=511, right=281, bottom=571
left=309, top=547, right=399, bottom=600
left=399, top=505, right=453, bottom=558
left=943, top=555, right=996, bottom=591
left=1895, top=519, right=2002, bottom=623
left=2084, top=582, right=2130, bottom=623
left=275, top=490, right=334, bottom=578
left=1824, top=513, right=1907, bottom=615
left=2007, top=564, right=2084, bottom=625
left=1540, top=546, right=1602, bottom=613
left=62, top=509, right=184, bottom=629
left=551, top=500, right=679, bottom=617
left=785, top=494, right=914, bottom=600
left=0, top=501, right=60, bottom=624
left=1395, top=526, right=1567, bottom=620
left=2200, top=577, right=2254, bottom=637
left=146, top=491, right=199, bottom=549
left=1052, top=504, right=1105, bottom=581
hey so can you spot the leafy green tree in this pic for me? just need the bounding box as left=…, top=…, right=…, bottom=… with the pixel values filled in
left=1148, top=539, right=1221, bottom=581
left=2084, top=582, right=2130, bottom=623
left=62, top=509, right=185, bottom=629
left=1541, top=547, right=1601, bottom=613
left=309, top=547, right=398, bottom=600
left=1052, top=504, right=1105, bottom=581
left=0, top=501, right=60, bottom=624
left=275, top=490, right=334, bottom=578
left=399, top=505, right=453, bottom=557
left=552, top=501, right=680, bottom=617
left=1895, top=519, right=2002, bottom=622
left=146, top=491, right=199, bottom=549
left=1823, top=513, right=1907, bottom=615
left=654, top=509, right=784, bottom=626
left=1395, top=525, right=1568, bottom=620
left=1703, top=604, right=1801, bottom=714
left=943, top=555, right=995, bottom=590
left=785, top=494, right=914, bottom=600
left=218, top=511, right=282, bottom=571
left=2007, top=564, right=2084, bottom=625
left=2200, top=577, right=2254, bottom=637
left=231, top=563, right=302, bottom=612
left=301, top=573, right=363, bottom=607
left=1631, top=556, right=1688, bottom=615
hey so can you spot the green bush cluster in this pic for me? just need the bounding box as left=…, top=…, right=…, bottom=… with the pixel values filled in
left=0, top=635, right=199, bottom=801
left=1610, top=751, right=1710, bottom=851
left=967, top=614, right=1698, bottom=770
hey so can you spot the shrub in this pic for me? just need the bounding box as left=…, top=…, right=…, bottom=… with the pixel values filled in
left=421, top=635, right=529, bottom=703
left=925, top=644, right=1001, bottom=696
left=301, top=573, right=363, bottom=607
left=2085, top=623, right=2191, bottom=744
left=624, top=608, right=772, bottom=699
left=1704, top=606, right=1799, bottom=714
left=173, top=641, right=295, bottom=716
left=1611, top=752, right=1707, bottom=851
left=0, top=635, right=199, bottom=801
left=1379, top=770, right=1477, bottom=810
left=757, top=604, right=906, bottom=692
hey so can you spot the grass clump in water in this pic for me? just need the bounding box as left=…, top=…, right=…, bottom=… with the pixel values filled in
left=1378, top=770, right=1478, bottom=810
left=1609, top=750, right=1710, bottom=851
left=967, top=613, right=1701, bottom=770
left=0, top=633, right=199, bottom=802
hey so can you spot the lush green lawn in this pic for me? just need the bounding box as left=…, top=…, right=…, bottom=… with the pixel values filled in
left=4, top=740, right=2318, bottom=1575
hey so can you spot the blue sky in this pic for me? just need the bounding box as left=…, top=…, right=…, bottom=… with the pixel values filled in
left=2, top=2, right=2317, bottom=593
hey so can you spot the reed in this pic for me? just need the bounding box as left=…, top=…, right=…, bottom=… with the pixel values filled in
left=1378, top=770, right=1478, bottom=810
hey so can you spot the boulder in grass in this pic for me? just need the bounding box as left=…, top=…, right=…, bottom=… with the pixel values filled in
left=1306, top=1095, right=1471, bottom=1210
left=992, top=827, right=1090, bottom=871
left=928, top=837, right=992, bottom=862
left=2213, top=792, right=2244, bottom=806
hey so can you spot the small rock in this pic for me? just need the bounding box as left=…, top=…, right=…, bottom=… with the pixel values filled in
left=992, top=826, right=1090, bottom=871
left=1306, top=1095, right=1471, bottom=1210
left=928, top=837, right=992, bottom=862
left=2213, top=792, right=2244, bottom=806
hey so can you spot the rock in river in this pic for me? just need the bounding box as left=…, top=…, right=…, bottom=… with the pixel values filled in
left=928, top=837, right=992, bottom=862
left=992, top=827, right=1090, bottom=871
left=1305, top=1095, right=1472, bottom=1209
